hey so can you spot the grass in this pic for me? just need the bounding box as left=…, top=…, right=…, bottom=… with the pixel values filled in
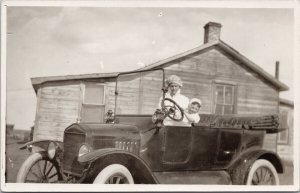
left=5, top=137, right=31, bottom=183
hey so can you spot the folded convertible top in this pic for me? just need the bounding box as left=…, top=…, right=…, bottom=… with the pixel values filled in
left=196, top=114, right=285, bottom=133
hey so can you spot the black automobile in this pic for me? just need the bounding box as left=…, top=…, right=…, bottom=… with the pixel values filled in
left=16, top=69, right=284, bottom=185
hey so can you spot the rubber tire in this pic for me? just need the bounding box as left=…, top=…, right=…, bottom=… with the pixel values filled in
left=93, top=164, right=134, bottom=184
left=16, top=152, right=61, bottom=183
left=246, top=159, right=279, bottom=185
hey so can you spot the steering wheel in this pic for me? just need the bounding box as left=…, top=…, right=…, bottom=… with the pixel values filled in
left=162, top=98, right=184, bottom=121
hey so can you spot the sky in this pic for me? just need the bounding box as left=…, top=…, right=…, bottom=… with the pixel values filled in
left=5, top=4, right=295, bottom=130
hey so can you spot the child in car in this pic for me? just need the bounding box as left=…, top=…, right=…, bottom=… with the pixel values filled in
left=183, top=98, right=201, bottom=124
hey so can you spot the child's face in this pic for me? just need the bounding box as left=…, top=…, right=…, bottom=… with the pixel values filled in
left=189, top=103, right=200, bottom=113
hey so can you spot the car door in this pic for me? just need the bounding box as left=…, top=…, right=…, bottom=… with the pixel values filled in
left=162, top=126, right=192, bottom=165
left=214, top=128, right=243, bottom=167
left=189, top=125, right=219, bottom=170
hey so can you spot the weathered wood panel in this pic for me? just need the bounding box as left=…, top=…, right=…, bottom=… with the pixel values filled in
left=277, top=105, right=294, bottom=161
left=105, top=82, right=116, bottom=112
left=34, top=82, right=81, bottom=141
left=164, top=47, right=279, bottom=151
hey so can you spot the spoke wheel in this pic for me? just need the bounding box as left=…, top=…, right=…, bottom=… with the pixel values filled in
left=246, top=159, right=279, bottom=185
left=105, top=174, right=130, bottom=184
left=16, top=152, right=62, bottom=183
left=93, top=164, right=134, bottom=184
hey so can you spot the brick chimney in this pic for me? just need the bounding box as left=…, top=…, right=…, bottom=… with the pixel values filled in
left=204, top=22, right=222, bottom=43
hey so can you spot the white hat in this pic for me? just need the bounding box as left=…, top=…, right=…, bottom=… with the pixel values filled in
left=166, top=75, right=183, bottom=87
left=190, top=98, right=202, bottom=106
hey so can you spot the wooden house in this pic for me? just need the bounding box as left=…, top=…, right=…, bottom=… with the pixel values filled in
left=277, top=98, right=294, bottom=162
left=31, top=22, right=289, bottom=152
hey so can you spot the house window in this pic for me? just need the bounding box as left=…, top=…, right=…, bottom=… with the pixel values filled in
left=214, top=84, right=235, bottom=115
left=81, top=83, right=105, bottom=123
left=278, top=111, right=289, bottom=144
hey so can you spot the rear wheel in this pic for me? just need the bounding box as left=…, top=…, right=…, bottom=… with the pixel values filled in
left=246, top=159, right=279, bottom=185
left=93, top=164, right=134, bottom=184
left=16, top=152, right=62, bottom=183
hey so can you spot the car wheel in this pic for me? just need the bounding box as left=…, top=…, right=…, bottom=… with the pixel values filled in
left=246, top=159, right=279, bottom=185
left=16, top=152, right=62, bottom=183
left=93, top=164, right=134, bottom=184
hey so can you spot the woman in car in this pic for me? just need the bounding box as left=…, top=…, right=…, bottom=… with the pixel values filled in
left=158, top=75, right=189, bottom=125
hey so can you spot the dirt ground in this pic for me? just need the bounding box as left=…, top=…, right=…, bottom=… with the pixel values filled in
left=4, top=137, right=294, bottom=185
left=5, top=137, right=31, bottom=183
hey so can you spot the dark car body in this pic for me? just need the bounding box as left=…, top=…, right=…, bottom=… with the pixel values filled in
left=18, top=69, right=284, bottom=185
left=55, top=113, right=282, bottom=184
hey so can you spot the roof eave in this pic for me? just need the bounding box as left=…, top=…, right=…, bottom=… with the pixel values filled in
left=31, top=72, right=119, bottom=94
left=138, top=41, right=219, bottom=71
left=217, top=41, right=289, bottom=91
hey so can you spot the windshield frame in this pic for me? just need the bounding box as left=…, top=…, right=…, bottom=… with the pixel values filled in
left=114, top=68, right=165, bottom=116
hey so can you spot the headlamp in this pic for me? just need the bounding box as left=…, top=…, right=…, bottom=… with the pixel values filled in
left=78, top=144, right=90, bottom=157
left=47, top=142, right=57, bottom=160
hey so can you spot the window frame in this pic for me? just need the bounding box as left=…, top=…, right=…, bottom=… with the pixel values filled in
left=79, top=82, right=106, bottom=123
left=212, top=80, right=237, bottom=115
left=277, top=110, right=290, bottom=145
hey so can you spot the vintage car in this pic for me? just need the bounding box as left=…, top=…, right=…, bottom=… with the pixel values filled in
left=16, top=69, right=284, bottom=185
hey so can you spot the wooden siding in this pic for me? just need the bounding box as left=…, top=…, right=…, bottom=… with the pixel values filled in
left=110, top=71, right=163, bottom=115
left=34, top=82, right=81, bottom=141
left=163, top=47, right=279, bottom=151
left=106, top=82, right=116, bottom=112
left=277, top=105, right=294, bottom=161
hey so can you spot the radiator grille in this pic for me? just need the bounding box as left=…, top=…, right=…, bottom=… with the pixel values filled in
left=62, top=132, right=85, bottom=176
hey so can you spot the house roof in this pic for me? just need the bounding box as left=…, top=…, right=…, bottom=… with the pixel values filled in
left=31, top=72, right=119, bottom=93
left=31, top=39, right=289, bottom=93
left=137, top=40, right=289, bottom=91
left=279, top=98, right=294, bottom=108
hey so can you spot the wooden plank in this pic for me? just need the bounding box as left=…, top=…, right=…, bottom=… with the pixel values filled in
left=40, top=94, right=80, bottom=101
left=33, top=87, right=42, bottom=141
left=38, top=107, right=78, bottom=114
left=238, top=93, right=278, bottom=101
left=42, top=86, right=80, bottom=92
left=238, top=86, right=277, bottom=94
left=38, top=113, right=78, bottom=120
left=36, top=133, right=63, bottom=141
left=237, top=107, right=277, bottom=114
left=38, top=119, right=75, bottom=126
left=165, top=69, right=216, bottom=82
left=238, top=103, right=278, bottom=110
left=41, top=87, right=80, bottom=94
left=238, top=98, right=278, bottom=106
left=38, top=125, right=71, bottom=132
left=39, top=100, right=79, bottom=108
left=39, top=98, right=79, bottom=105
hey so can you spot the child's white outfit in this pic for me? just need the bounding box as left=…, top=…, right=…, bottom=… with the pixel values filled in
left=183, top=112, right=200, bottom=124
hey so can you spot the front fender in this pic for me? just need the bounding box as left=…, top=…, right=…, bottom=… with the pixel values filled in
left=78, top=148, right=158, bottom=184
left=227, top=148, right=284, bottom=184
left=19, top=140, right=63, bottom=152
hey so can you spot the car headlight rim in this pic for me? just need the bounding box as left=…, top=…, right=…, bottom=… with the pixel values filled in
left=47, top=142, right=57, bottom=160
left=78, top=144, right=90, bottom=157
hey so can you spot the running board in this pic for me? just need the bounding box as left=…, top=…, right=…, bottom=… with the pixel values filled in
left=153, top=170, right=232, bottom=184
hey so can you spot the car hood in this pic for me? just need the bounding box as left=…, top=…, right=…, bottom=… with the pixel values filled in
left=64, top=123, right=140, bottom=140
